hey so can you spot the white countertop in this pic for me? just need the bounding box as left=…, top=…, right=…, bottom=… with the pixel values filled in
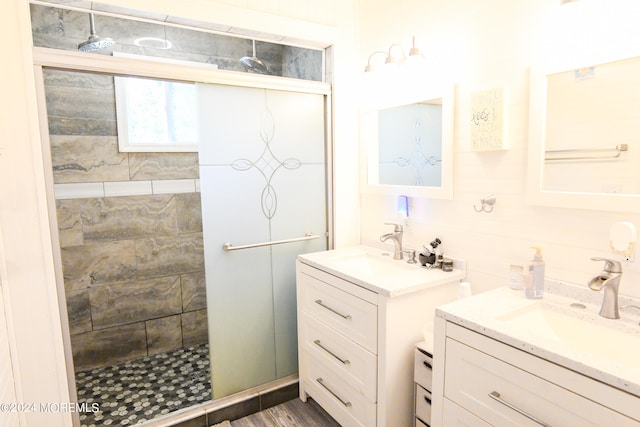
left=297, top=245, right=465, bottom=298
left=436, top=280, right=640, bottom=397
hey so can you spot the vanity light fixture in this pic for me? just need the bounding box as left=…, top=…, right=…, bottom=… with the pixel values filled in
left=364, top=36, right=425, bottom=72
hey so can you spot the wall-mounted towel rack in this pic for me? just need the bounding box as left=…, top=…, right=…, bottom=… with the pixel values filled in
left=222, top=232, right=319, bottom=251
left=545, top=144, right=628, bottom=161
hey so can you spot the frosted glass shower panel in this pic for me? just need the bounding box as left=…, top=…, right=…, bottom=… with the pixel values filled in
left=198, top=83, right=327, bottom=398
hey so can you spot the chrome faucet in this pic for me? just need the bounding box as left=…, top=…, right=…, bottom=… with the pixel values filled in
left=380, top=223, right=404, bottom=260
left=588, top=257, right=623, bottom=319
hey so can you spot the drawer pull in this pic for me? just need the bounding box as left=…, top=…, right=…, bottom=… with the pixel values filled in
left=423, top=394, right=432, bottom=405
left=316, top=377, right=352, bottom=407
left=315, top=299, right=352, bottom=320
left=423, top=360, right=433, bottom=370
left=488, top=391, right=551, bottom=427
left=314, top=339, right=350, bottom=365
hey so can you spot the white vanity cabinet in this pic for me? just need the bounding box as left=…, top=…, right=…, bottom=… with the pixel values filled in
left=296, top=254, right=464, bottom=427
left=432, top=320, right=640, bottom=427
left=413, top=342, right=433, bottom=427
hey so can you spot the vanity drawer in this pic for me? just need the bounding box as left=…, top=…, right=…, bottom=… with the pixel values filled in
left=302, top=351, right=376, bottom=427
left=413, top=348, right=433, bottom=391
left=300, top=312, right=377, bottom=401
left=442, top=398, right=491, bottom=427
left=298, top=271, right=377, bottom=353
left=444, top=337, right=639, bottom=427
left=415, top=384, right=432, bottom=426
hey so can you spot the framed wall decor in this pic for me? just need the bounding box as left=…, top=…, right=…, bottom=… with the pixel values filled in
left=470, top=87, right=506, bottom=151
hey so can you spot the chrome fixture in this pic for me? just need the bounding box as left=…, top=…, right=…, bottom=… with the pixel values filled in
left=545, top=144, right=628, bottom=161
left=223, top=232, right=319, bottom=251
left=240, top=40, right=269, bottom=74
left=474, top=193, right=496, bottom=213
left=380, top=223, right=404, bottom=260
left=403, top=249, right=417, bottom=264
left=588, top=257, right=623, bottom=319
left=78, top=13, right=114, bottom=52
left=364, top=36, right=424, bottom=72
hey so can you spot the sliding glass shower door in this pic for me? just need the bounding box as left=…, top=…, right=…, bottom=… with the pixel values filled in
left=197, top=83, right=328, bottom=398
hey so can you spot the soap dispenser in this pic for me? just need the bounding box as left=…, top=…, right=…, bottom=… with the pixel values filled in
left=525, top=246, right=545, bottom=299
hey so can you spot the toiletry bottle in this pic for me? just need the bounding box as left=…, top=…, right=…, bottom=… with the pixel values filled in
left=525, top=246, right=545, bottom=299
left=508, top=264, right=524, bottom=290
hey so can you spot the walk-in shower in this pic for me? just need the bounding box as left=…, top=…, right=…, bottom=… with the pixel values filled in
left=30, top=2, right=327, bottom=425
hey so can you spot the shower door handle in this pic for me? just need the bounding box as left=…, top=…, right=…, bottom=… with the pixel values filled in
left=222, top=232, right=319, bottom=251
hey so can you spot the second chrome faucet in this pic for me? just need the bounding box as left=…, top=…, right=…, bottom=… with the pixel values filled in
left=588, top=257, right=623, bottom=319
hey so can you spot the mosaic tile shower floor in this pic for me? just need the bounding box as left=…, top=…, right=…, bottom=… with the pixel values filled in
left=76, top=344, right=212, bottom=426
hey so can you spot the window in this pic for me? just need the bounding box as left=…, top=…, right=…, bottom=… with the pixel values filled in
left=115, top=76, right=198, bottom=152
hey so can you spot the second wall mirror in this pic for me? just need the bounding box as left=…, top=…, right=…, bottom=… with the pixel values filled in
left=528, top=55, right=640, bottom=212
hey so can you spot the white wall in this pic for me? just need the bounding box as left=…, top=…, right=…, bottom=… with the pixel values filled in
left=1, top=0, right=361, bottom=425
left=1, top=1, right=74, bottom=425
left=358, top=0, right=640, bottom=298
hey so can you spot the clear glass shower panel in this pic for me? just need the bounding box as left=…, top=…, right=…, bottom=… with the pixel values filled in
left=198, top=83, right=327, bottom=398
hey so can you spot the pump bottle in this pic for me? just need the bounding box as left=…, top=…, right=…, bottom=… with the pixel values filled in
left=525, top=246, right=545, bottom=299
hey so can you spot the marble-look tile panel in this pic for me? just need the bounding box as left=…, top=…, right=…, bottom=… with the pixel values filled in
left=176, top=192, right=203, bottom=234
left=90, top=275, right=182, bottom=330
left=129, top=152, right=199, bottom=180
left=50, top=135, right=129, bottom=184
left=164, top=26, right=240, bottom=59
left=282, top=46, right=323, bottom=82
left=61, top=240, right=136, bottom=291
left=66, top=289, right=92, bottom=335
left=181, top=309, right=208, bottom=347
left=43, top=68, right=114, bottom=91
left=135, top=233, right=204, bottom=279
left=47, top=116, right=117, bottom=137
left=81, top=195, right=177, bottom=242
left=146, top=314, right=183, bottom=356
left=45, top=85, right=116, bottom=122
left=56, top=199, right=85, bottom=248
left=181, top=271, right=206, bottom=312
left=71, top=322, right=147, bottom=372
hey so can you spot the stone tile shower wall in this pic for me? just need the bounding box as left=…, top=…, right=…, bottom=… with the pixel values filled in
left=30, top=3, right=323, bottom=82
left=46, top=68, right=208, bottom=372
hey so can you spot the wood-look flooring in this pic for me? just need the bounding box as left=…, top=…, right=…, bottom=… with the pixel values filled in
left=226, top=398, right=341, bottom=427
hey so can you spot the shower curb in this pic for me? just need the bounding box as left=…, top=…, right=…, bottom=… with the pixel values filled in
left=139, top=375, right=299, bottom=427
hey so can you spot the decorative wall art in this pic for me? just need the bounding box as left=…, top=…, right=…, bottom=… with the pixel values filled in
left=470, top=87, right=506, bottom=151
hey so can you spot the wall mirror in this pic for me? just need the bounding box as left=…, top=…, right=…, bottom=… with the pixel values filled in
left=360, top=84, right=454, bottom=199
left=528, top=55, right=640, bottom=212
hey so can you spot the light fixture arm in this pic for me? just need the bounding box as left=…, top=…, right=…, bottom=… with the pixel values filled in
left=364, top=35, right=423, bottom=72
left=365, top=50, right=387, bottom=72
left=385, top=43, right=405, bottom=64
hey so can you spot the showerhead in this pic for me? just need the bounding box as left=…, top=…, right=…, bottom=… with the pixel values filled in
left=78, top=13, right=114, bottom=52
left=240, top=40, right=269, bottom=74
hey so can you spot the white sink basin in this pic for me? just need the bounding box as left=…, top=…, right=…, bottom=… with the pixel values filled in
left=332, top=251, right=415, bottom=278
left=298, top=245, right=465, bottom=297
left=497, top=303, right=640, bottom=366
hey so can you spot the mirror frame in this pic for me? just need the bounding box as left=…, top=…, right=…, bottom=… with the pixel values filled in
left=527, top=64, right=640, bottom=213
left=360, top=84, right=455, bottom=199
